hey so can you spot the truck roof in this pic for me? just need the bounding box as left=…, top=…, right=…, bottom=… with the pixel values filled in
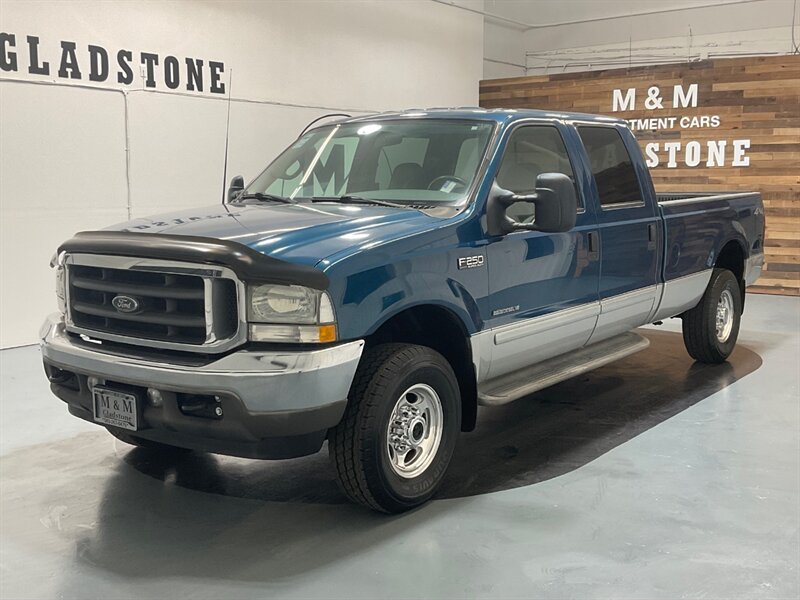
left=336, top=107, right=627, bottom=126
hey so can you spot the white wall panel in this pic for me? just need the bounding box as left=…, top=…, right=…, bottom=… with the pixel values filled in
left=0, top=83, right=129, bottom=346
left=0, top=0, right=483, bottom=347
left=123, top=93, right=370, bottom=220
left=483, top=20, right=525, bottom=79
left=124, top=92, right=228, bottom=218
left=482, top=0, right=796, bottom=76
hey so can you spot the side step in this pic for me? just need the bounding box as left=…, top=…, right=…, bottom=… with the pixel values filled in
left=477, top=331, right=650, bottom=406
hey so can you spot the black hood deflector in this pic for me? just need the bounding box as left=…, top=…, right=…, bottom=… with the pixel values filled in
left=58, top=231, right=330, bottom=290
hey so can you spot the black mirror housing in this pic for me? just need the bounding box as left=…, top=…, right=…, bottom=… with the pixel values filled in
left=487, top=173, right=577, bottom=236
left=528, top=173, right=578, bottom=233
left=227, top=175, right=245, bottom=202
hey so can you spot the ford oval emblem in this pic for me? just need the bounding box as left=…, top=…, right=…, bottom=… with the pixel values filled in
left=111, top=295, right=141, bottom=314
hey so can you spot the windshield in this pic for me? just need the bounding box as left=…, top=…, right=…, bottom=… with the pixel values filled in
left=242, top=119, right=495, bottom=204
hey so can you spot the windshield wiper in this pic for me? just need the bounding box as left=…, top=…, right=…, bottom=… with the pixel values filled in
left=238, top=192, right=296, bottom=204
left=309, top=195, right=407, bottom=208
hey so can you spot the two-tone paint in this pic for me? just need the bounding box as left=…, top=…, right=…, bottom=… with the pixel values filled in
left=106, top=109, right=765, bottom=398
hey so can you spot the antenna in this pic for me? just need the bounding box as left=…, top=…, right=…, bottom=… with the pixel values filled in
left=221, top=68, right=233, bottom=203
left=299, top=112, right=352, bottom=137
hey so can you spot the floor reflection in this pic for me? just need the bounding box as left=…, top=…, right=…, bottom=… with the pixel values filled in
left=122, top=330, right=762, bottom=502
left=0, top=329, right=763, bottom=586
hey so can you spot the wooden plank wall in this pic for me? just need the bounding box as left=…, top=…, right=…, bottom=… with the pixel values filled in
left=479, top=55, right=800, bottom=296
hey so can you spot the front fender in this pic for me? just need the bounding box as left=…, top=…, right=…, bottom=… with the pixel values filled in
left=325, top=250, right=487, bottom=341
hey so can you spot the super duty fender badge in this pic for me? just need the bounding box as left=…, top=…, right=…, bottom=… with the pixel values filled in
left=492, top=305, right=520, bottom=316
left=457, top=254, right=485, bottom=270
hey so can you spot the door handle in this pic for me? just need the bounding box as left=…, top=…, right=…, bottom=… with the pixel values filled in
left=647, top=223, right=657, bottom=250
left=587, top=232, right=599, bottom=261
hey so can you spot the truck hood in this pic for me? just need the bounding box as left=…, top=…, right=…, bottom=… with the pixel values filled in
left=108, top=202, right=445, bottom=267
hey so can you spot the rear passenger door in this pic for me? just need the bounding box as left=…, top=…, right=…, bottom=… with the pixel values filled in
left=574, top=124, right=660, bottom=343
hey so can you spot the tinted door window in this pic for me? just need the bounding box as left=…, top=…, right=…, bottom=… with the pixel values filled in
left=577, top=126, right=642, bottom=207
left=496, top=125, right=577, bottom=222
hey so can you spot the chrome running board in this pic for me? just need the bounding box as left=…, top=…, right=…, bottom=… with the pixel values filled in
left=477, top=331, right=650, bottom=406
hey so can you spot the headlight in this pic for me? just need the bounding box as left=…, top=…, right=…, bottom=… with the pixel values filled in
left=248, top=284, right=319, bottom=324
left=51, top=252, right=67, bottom=314
left=247, top=284, right=336, bottom=343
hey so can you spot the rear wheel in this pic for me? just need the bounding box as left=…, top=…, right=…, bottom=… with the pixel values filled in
left=107, top=428, right=191, bottom=453
left=329, top=343, right=461, bottom=513
left=682, top=268, right=742, bottom=364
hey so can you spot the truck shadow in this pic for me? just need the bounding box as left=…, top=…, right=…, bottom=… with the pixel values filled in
left=119, top=329, right=762, bottom=502
left=442, top=329, right=762, bottom=497
left=15, top=329, right=760, bottom=586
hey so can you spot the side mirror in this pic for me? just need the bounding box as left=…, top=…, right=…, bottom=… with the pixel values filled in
left=487, top=173, right=577, bottom=236
left=227, top=175, right=245, bottom=202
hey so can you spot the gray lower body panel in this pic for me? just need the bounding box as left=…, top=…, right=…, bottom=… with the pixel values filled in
left=745, top=252, right=764, bottom=286
left=477, top=331, right=651, bottom=406
left=590, top=285, right=658, bottom=345
left=651, top=269, right=713, bottom=322
left=471, top=302, right=600, bottom=383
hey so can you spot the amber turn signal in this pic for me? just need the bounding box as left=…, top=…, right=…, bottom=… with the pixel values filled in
left=318, top=324, right=337, bottom=343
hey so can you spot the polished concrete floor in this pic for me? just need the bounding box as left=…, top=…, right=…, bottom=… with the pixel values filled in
left=1, top=294, right=798, bottom=599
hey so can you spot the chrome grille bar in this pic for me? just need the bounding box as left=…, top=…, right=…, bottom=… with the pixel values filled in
left=64, top=254, right=247, bottom=353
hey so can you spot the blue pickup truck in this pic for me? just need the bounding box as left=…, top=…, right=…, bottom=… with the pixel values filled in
left=41, top=109, right=764, bottom=512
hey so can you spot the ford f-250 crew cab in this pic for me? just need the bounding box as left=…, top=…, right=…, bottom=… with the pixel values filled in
left=41, top=109, right=765, bottom=512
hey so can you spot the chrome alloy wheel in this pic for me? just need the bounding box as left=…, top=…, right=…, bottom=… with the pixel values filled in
left=716, top=288, right=735, bottom=343
left=386, top=383, right=444, bottom=479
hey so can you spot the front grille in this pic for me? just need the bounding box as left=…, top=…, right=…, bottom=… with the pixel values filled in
left=67, top=262, right=239, bottom=348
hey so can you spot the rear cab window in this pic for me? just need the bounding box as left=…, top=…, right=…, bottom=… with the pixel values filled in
left=577, top=126, right=643, bottom=208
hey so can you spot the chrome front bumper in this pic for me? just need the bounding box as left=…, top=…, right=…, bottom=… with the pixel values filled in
left=40, top=314, right=364, bottom=458
left=40, top=314, right=364, bottom=414
left=40, top=312, right=365, bottom=459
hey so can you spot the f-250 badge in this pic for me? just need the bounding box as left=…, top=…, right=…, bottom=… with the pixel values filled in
left=457, top=255, right=485, bottom=270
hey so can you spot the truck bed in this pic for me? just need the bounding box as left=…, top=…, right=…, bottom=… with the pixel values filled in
left=656, top=191, right=764, bottom=282
left=656, top=191, right=758, bottom=204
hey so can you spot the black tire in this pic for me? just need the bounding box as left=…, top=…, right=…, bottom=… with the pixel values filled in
left=682, top=268, right=742, bottom=364
left=107, top=428, right=192, bottom=453
left=329, top=343, right=461, bottom=513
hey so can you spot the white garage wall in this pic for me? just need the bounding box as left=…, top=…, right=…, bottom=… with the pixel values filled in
left=483, top=20, right=525, bottom=79
left=0, top=0, right=484, bottom=348
left=482, top=0, right=797, bottom=78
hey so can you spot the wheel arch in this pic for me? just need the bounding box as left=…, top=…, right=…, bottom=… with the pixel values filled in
left=715, top=238, right=747, bottom=310
left=364, top=303, right=478, bottom=432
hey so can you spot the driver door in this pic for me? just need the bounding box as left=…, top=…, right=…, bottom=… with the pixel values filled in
left=482, top=123, right=600, bottom=382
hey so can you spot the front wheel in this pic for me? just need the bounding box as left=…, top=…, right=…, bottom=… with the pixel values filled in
left=329, top=343, right=461, bottom=513
left=682, top=268, right=742, bottom=364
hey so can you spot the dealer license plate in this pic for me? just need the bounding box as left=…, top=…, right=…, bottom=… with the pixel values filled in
left=92, top=387, right=138, bottom=431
